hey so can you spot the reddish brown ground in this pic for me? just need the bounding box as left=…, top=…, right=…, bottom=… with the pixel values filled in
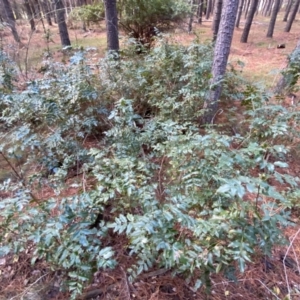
left=1, top=11, right=300, bottom=300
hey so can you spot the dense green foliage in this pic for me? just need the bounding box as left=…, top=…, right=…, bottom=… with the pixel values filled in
left=119, top=0, right=189, bottom=46
left=68, top=0, right=189, bottom=47
left=276, top=45, right=300, bottom=94
left=0, top=41, right=299, bottom=299
left=68, top=4, right=105, bottom=27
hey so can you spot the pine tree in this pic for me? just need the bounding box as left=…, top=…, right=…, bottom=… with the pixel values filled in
left=266, top=0, right=281, bottom=37
left=53, top=0, right=71, bottom=46
left=203, top=0, right=239, bottom=124
left=1, top=0, right=20, bottom=42
left=284, top=0, right=300, bottom=32
left=104, top=0, right=119, bottom=53
left=241, top=0, right=259, bottom=43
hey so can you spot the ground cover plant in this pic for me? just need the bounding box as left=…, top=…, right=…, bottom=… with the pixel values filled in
left=0, top=33, right=300, bottom=299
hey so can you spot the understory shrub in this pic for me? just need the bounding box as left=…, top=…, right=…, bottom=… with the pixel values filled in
left=0, top=41, right=299, bottom=299
left=68, top=4, right=105, bottom=27
left=119, top=0, right=190, bottom=46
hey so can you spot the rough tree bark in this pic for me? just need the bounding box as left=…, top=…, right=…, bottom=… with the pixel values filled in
left=241, top=0, right=259, bottom=43
left=203, top=0, right=239, bottom=124
left=1, top=0, right=20, bottom=42
left=212, top=0, right=223, bottom=40
left=284, top=0, right=300, bottom=32
left=266, top=0, right=281, bottom=37
left=53, top=0, right=71, bottom=46
left=104, top=0, right=119, bottom=53
left=235, top=0, right=244, bottom=27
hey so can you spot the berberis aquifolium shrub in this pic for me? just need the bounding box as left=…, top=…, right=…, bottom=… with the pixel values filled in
left=0, top=42, right=299, bottom=299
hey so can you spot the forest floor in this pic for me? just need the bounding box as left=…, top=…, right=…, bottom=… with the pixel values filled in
left=1, top=11, right=300, bottom=300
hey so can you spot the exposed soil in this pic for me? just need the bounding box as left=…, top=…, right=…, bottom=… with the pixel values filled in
left=1, top=11, right=300, bottom=300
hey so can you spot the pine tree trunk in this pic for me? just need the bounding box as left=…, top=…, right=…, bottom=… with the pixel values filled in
left=264, top=0, right=273, bottom=15
left=283, top=0, right=292, bottom=21
left=188, top=0, right=196, bottom=33
left=51, top=0, right=57, bottom=23
left=32, top=0, right=41, bottom=19
left=206, top=0, right=212, bottom=19
left=203, top=0, right=239, bottom=124
left=284, top=0, right=300, bottom=32
left=53, top=0, right=71, bottom=46
left=241, top=0, right=259, bottom=43
left=285, top=0, right=291, bottom=11
left=212, top=0, right=223, bottom=40
left=41, top=0, right=52, bottom=25
left=197, top=0, right=204, bottom=23
left=211, top=0, right=215, bottom=13
left=12, top=0, right=22, bottom=19
left=244, top=0, right=251, bottom=17
left=266, top=0, right=281, bottom=37
left=24, top=0, right=36, bottom=31
left=235, top=0, right=244, bottom=27
left=267, top=0, right=275, bottom=15
left=256, top=0, right=261, bottom=15
left=104, top=0, right=119, bottom=53
left=261, top=0, right=268, bottom=14
left=1, top=0, right=20, bottom=42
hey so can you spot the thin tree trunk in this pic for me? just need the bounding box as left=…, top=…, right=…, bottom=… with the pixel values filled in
left=285, top=0, right=292, bottom=11
left=285, top=0, right=300, bottom=31
left=244, top=0, right=251, bottom=17
left=211, top=0, right=215, bottom=13
left=41, top=0, right=52, bottom=25
left=241, top=0, right=259, bottom=43
left=53, top=0, right=71, bottom=46
left=203, top=0, right=239, bottom=124
left=261, top=0, right=268, bottom=14
left=266, top=0, right=281, bottom=37
left=197, top=0, right=204, bottom=23
left=212, top=0, right=223, bottom=40
left=267, top=0, right=275, bottom=15
left=206, top=0, right=212, bottom=19
left=24, top=0, right=36, bottom=31
left=255, top=0, right=261, bottom=15
left=12, top=0, right=22, bottom=19
left=1, top=0, right=20, bottom=42
left=283, top=0, right=292, bottom=21
left=236, top=0, right=245, bottom=27
left=51, top=0, right=57, bottom=23
left=188, top=0, right=196, bottom=33
left=104, top=0, right=119, bottom=53
left=32, top=0, right=42, bottom=18
left=203, top=0, right=207, bottom=14
left=264, top=0, right=274, bottom=15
